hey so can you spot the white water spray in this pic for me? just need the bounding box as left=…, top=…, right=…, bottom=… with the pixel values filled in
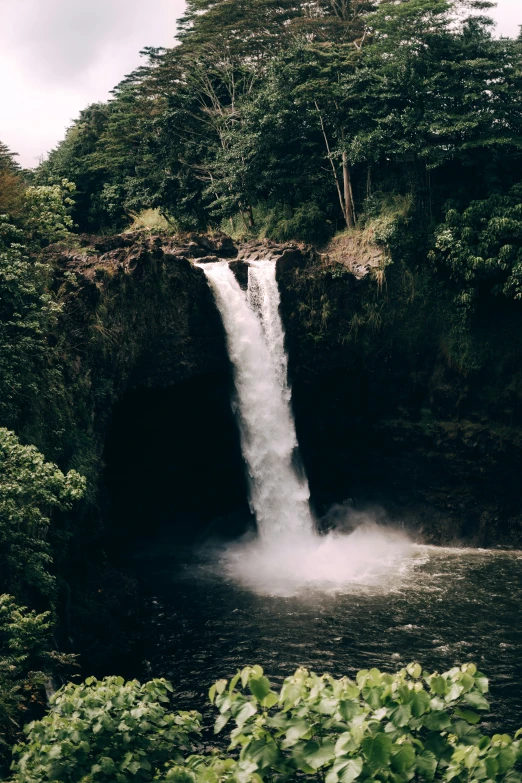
left=200, top=260, right=313, bottom=540
left=200, top=259, right=413, bottom=596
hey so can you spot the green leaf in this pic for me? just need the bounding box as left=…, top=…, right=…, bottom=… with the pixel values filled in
left=411, top=691, right=431, bottom=718
left=262, top=692, right=278, bottom=709
left=362, top=733, right=392, bottom=767
left=335, top=732, right=357, bottom=756
left=454, top=708, right=481, bottom=725
left=424, top=711, right=451, bottom=730
left=485, top=756, right=499, bottom=778
left=362, top=687, right=381, bottom=710
left=301, top=740, right=336, bottom=770
left=416, top=750, right=438, bottom=781
left=249, top=676, right=271, bottom=703
left=214, top=713, right=230, bottom=734
left=463, top=691, right=490, bottom=711
left=234, top=701, right=257, bottom=729
left=285, top=720, right=311, bottom=743
left=391, top=704, right=412, bottom=728
left=408, top=663, right=422, bottom=679
left=340, top=700, right=360, bottom=721
left=391, top=743, right=415, bottom=773
left=498, top=746, right=517, bottom=773
left=339, top=757, right=364, bottom=783
left=431, top=676, right=446, bottom=696
left=246, top=739, right=279, bottom=770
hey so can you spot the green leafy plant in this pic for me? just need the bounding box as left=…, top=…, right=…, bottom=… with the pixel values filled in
left=187, top=663, right=522, bottom=783
left=431, top=184, right=522, bottom=303
left=0, top=428, right=86, bottom=601
left=0, top=595, right=76, bottom=769
left=11, top=677, right=201, bottom=783
left=12, top=665, right=521, bottom=783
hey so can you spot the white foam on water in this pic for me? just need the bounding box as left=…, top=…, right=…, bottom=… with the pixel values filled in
left=221, top=521, right=417, bottom=597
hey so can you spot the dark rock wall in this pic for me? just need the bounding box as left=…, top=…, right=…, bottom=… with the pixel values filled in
left=51, top=232, right=522, bottom=548
left=276, top=252, right=522, bottom=546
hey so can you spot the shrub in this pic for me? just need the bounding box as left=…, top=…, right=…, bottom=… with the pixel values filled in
left=11, top=664, right=522, bottom=783
left=431, top=184, right=522, bottom=303
left=12, top=677, right=201, bottom=783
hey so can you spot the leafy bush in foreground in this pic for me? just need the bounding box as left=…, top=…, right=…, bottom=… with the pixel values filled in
left=10, top=664, right=522, bottom=783
left=12, top=677, right=201, bottom=783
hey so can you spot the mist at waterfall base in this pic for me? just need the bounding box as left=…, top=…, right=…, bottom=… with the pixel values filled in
left=198, top=259, right=414, bottom=597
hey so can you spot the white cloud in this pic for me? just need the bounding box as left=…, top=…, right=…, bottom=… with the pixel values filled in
left=0, top=0, right=185, bottom=167
left=0, top=0, right=520, bottom=168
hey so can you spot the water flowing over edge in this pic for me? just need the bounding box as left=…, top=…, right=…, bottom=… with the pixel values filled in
left=199, top=259, right=414, bottom=596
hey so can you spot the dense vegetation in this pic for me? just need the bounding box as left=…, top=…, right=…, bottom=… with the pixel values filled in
left=1, top=0, right=522, bottom=776
left=9, top=663, right=522, bottom=783
left=34, top=0, right=522, bottom=253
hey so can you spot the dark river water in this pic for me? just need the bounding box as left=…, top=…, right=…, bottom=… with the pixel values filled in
left=132, top=524, right=522, bottom=735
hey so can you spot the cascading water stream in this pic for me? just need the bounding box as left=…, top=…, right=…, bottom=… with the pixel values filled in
left=200, top=260, right=314, bottom=541
left=200, top=258, right=413, bottom=596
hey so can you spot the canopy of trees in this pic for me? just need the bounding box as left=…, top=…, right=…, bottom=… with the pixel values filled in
left=34, top=0, right=522, bottom=261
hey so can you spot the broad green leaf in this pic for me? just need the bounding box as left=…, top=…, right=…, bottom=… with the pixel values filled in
left=234, top=701, right=257, bottom=730
left=498, top=746, right=517, bottom=773
left=214, top=713, right=230, bottom=734
left=485, top=756, right=499, bottom=778
left=285, top=720, right=311, bottom=743
left=339, top=757, right=364, bottom=783
left=454, top=708, right=481, bottom=725
left=249, top=677, right=271, bottom=703
left=362, top=733, right=392, bottom=767
left=335, top=732, right=357, bottom=756
left=262, top=692, right=278, bottom=709
left=319, top=698, right=339, bottom=714
left=391, top=743, right=415, bottom=773
left=340, top=700, right=360, bottom=721
left=431, top=677, right=446, bottom=696
left=245, top=739, right=279, bottom=770
left=416, top=750, right=438, bottom=781
left=411, top=691, right=431, bottom=718
left=463, top=691, right=490, bottom=711
left=408, top=664, right=422, bottom=679
left=391, top=704, right=411, bottom=728
left=424, top=711, right=451, bottom=730
left=302, top=740, right=336, bottom=769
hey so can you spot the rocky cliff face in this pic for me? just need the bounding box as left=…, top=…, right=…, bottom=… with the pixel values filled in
left=50, top=230, right=522, bottom=549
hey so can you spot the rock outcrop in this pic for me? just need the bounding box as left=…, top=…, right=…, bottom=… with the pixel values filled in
left=45, top=230, right=522, bottom=547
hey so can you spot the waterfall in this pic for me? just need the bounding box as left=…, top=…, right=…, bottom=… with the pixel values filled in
left=200, top=260, right=314, bottom=540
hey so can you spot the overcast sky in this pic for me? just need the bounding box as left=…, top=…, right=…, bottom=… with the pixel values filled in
left=0, top=0, right=520, bottom=169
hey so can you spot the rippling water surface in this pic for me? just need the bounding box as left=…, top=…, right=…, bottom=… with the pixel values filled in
left=133, top=527, right=522, bottom=733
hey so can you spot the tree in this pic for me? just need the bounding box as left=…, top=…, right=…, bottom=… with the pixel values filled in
left=0, top=428, right=85, bottom=603
left=431, top=182, right=522, bottom=304
left=0, top=141, right=24, bottom=217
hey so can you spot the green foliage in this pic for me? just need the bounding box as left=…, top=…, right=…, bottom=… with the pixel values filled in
left=12, top=676, right=201, bottom=783
left=10, top=665, right=522, bottom=783
left=0, top=428, right=86, bottom=602
left=431, top=183, right=522, bottom=303
left=0, top=216, right=60, bottom=427
left=22, top=181, right=76, bottom=249
left=195, top=663, right=522, bottom=783
left=0, top=596, right=75, bottom=768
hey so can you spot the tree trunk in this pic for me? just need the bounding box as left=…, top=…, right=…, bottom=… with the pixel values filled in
left=342, top=151, right=355, bottom=228
left=315, top=102, right=350, bottom=229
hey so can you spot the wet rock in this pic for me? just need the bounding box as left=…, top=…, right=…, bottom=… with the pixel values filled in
left=229, top=260, right=249, bottom=289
